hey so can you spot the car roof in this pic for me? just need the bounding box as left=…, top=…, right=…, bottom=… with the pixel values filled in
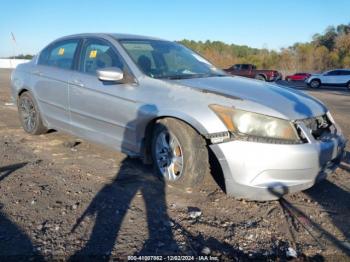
left=327, top=68, right=350, bottom=71
left=56, top=33, right=166, bottom=41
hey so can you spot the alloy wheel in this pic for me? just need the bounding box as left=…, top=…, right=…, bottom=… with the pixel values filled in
left=155, top=130, right=184, bottom=181
left=20, top=96, right=37, bottom=132
left=310, top=80, right=320, bottom=88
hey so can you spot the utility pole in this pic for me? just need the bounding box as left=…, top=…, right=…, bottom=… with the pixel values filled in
left=10, top=32, right=17, bottom=68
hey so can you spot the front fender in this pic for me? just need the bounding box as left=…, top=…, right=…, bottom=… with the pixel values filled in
left=156, top=109, right=227, bottom=136
left=134, top=107, right=229, bottom=161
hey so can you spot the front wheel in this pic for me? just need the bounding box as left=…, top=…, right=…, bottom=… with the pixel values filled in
left=310, top=79, right=321, bottom=88
left=18, top=92, right=47, bottom=135
left=255, top=75, right=266, bottom=81
left=151, top=118, right=209, bottom=188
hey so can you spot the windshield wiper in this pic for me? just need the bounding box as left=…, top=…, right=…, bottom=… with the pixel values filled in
left=158, top=74, right=204, bottom=80
left=208, top=73, right=228, bottom=77
left=159, top=73, right=227, bottom=80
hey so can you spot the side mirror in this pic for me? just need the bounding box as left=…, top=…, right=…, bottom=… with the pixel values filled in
left=97, top=67, right=124, bottom=82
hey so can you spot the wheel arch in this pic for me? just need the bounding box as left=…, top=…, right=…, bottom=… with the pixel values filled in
left=140, top=113, right=209, bottom=164
left=141, top=114, right=226, bottom=192
left=18, top=88, right=29, bottom=96
left=16, top=88, right=29, bottom=103
left=16, top=89, right=48, bottom=135
left=256, top=73, right=267, bottom=80
left=309, top=78, right=321, bottom=87
left=16, top=88, right=50, bottom=129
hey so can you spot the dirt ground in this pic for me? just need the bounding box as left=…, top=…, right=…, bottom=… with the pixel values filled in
left=0, top=69, right=349, bottom=261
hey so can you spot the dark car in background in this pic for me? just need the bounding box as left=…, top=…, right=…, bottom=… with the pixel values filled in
left=224, top=63, right=282, bottom=82
left=285, top=73, right=311, bottom=81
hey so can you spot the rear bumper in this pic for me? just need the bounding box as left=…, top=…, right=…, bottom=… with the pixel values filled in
left=210, top=134, right=346, bottom=201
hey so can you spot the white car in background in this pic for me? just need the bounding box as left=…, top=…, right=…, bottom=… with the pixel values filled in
left=306, top=69, right=350, bottom=90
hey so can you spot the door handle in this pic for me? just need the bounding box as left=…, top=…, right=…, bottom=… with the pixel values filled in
left=71, top=79, right=85, bottom=87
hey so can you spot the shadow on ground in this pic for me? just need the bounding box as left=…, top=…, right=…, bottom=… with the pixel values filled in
left=0, top=162, right=27, bottom=182
left=339, top=151, right=350, bottom=173
left=268, top=177, right=350, bottom=259
left=70, top=157, right=180, bottom=259
left=305, top=180, right=350, bottom=255
left=0, top=163, right=44, bottom=261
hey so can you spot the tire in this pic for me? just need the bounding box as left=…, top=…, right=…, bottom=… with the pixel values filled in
left=255, top=74, right=266, bottom=81
left=286, top=77, right=291, bottom=82
left=18, top=92, right=47, bottom=135
left=310, top=79, right=321, bottom=88
left=151, top=118, right=209, bottom=188
left=347, top=81, right=350, bottom=91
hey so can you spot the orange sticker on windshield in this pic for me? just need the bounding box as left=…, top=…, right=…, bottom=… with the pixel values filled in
left=58, top=48, right=65, bottom=55
left=89, top=50, right=97, bottom=58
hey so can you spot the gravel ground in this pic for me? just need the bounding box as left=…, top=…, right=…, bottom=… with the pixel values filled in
left=0, top=69, right=349, bottom=261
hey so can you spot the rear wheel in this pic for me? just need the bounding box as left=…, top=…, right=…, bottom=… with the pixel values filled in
left=347, top=81, right=350, bottom=90
left=18, top=92, right=47, bottom=135
left=310, top=79, right=321, bottom=88
left=151, top=118, right=209, bottom=188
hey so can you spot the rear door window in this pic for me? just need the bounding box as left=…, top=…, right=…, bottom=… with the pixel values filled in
left=40, top=40, right=79, bottom=70
left=339, top=70, right=350, bottom=75
left=326, top=70, right=340, bottom=76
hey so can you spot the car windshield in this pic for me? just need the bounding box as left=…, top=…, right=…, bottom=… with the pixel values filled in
left=119, top=39, right=227, bottom=79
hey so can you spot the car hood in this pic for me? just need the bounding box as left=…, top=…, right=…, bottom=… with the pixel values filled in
left=170, top=76, right=327, bottom=120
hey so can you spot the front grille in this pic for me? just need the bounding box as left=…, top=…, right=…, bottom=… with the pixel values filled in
left=297, top=114, right=333, bottom=141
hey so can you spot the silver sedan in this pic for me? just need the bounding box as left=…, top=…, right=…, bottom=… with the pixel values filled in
left=11, top=33, right=346, bottom=200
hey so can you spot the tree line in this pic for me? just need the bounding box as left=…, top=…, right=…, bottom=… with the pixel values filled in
left=179, top=23, right=350, bottom=75
left=7, top=23, right=350, bottom=75
left=4, top=54, right=34, bottom=59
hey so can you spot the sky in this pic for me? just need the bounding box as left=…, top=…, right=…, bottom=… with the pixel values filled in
left=1, top=0, right=350, bottom=57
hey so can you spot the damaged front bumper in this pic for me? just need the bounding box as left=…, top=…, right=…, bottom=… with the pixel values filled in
left=210, top=131, right=346, bottom=201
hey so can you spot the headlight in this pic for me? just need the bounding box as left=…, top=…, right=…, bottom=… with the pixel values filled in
left=209, top=104, right=299, bottom=141
left=326, top=111, right=342, bottom=135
